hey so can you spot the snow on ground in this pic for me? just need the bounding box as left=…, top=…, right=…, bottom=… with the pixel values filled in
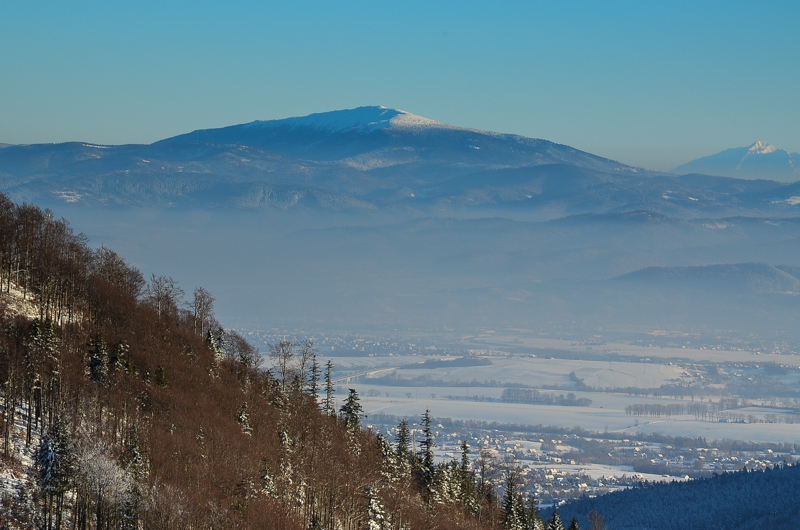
left=0, top=404, right=41, bottom=519
left=347, top=393, right=800, bottom=444
left=0, top=283, right=40, bottom=320
left=391, top=356, right=687, bottom=389
left=471, top=333, right=798, bottom=365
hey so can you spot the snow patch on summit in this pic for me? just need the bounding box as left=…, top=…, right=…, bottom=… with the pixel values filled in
left=244, top=106, right=453, bottom=134
left=748, top=141, right=778, bottom=155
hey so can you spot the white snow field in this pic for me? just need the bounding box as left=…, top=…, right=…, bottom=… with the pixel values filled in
left=349, top=393, right=800, bottom=444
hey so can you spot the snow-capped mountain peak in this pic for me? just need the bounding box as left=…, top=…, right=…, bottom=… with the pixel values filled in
left=243, top=106, right=449, bottom=134
left=673, top=141, right=800, bottom=182
left=748, top=140, right=778, bottom=155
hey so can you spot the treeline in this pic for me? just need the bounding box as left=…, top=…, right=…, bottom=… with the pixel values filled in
left=0, top=196, right=514, bottom=529
left=625, top=397, right=751, bottom=420
left=501, top=389, right=592, bottom=408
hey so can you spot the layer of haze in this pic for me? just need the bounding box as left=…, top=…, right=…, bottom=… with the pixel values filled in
left=2, top=1, right=799, bottom=171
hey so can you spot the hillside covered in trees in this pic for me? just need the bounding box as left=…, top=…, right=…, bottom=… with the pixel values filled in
left=549, top=463, right=800, bottom=530
left=0, top=194, right=514, bottom=529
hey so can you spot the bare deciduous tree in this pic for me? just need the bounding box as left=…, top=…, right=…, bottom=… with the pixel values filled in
left=189, top=287, right=214, bottom=336
left=144, top=275, right=184, bottom=317
left=225, top=330, right=261, bottom=369
left=297, top=339, right=317, bottom=390
left=268, top=340, right=295, bottom=393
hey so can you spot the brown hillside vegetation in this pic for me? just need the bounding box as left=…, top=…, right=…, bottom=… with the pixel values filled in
left=0, top=194, right=505, bottom=529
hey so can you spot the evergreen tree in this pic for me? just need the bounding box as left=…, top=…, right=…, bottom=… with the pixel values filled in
left=237, top=402, right=253, bottom=434
left=502, top=470, right=525, bottom=530
left=109, top=339, right=130, bottom=373
left=568, top=515, right=581, bottom=530
left=32, top=318, right=59, bottom=354
left=308, top=355, right=320, bottom=401
left=365, top=485, right=389, bottom=530
left=459, top=440, right=476, bottom=508
left=323, top=360, right=335, bottom=418
left=547, top=509, right=565, bottom=530
left=207, top=328, right=226, bottom=364
left=339, top=389, right=364, bottom=430
left=121, top=425, right=147, bottom=530
left=418, top=410, right=436, bottom=480
left=395, top=419, right=412, bottom=461
left=526, top=493, right=543, bottom=530
left=87, top=333, right=109, bottom=384
left=35, top=415, right=75, bottom=530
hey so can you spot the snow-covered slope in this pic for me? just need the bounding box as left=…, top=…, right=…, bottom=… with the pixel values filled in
left=673, top=141, right=800, bottom=182
left=156, top=106, right=626, bottom=171
left=240, top=106, right=451, bottom=134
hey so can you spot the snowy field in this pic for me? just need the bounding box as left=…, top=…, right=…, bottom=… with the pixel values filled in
left=315, top=332, right=800, bottom=445
left=465, top=333, right=800, bottom=365
left=341, top=390, right=800, bottom=444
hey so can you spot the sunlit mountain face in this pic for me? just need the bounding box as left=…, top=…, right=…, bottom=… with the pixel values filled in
left=673, top=141, right=800, bottom=183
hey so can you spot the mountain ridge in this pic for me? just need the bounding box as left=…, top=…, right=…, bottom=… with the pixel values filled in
left=1, top=107, right=800, bottom=219
left=674, top=141, right=800, bottom=182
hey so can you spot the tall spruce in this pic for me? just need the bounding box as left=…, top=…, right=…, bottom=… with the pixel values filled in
left=419, top=410, right=436, bottom=481
left=323, top=360, right=335, bottom=417
left=396, top=419, right=412, bottom=461
left=308, top=355, right=320, bottom=401
left=547, top=509, right=565, bottom=530
left=502, top=470, right=525, bottom=530
left=87, top=333, right=109, bottom=385
left=339, top=389, right=364, bottom=430
left=36, top=415, right=75, bottom=530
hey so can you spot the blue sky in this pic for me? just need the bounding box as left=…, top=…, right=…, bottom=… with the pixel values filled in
left=1, top=1, right=798, bottom=170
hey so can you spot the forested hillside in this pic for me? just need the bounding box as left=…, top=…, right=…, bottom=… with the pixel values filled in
left=549, top=464, right=800, bottom=530
left=0, top=194, right=504, bottom=529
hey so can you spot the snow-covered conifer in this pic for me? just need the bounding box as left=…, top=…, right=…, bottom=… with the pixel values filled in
left=36, top=415, right=75, bottom=529
left=547, top=509, right=565, bottom=530
left=339, top=388, right=364, bottom=430
left=87, top=333, right=109, bottom=384
left=502, top=470, right=525, bottom=530
left=365, top=485, right=389, bottom=530
left=418, top=410, right=436, bottom=481
left=323, top=360, right=335, bottom=417
left=237, top=401, right=253, bottom=435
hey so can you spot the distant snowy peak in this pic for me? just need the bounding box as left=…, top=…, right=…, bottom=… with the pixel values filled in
left=748, top=140, right=778, bottom=155
left=673, top=141, right=800, bottom=182
left=243, top=106, right=453, bottom=135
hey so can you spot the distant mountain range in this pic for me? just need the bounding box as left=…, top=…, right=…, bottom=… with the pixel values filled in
left=1, top=107, right=799, bottom=218
left=673, top=141, right=800, bottom=182
left=3, top=107, right=800, bottom=335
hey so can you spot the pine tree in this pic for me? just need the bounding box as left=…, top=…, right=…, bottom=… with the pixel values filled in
left=459, top=440, right=476, bottom=509
left=323, top=360, right=335, bottom=418
left=237, top=402, right=253, bottom=435
left=502, top=470, right=525, bottom=530
left=547, top=509, right=565, bottom=530
left=109, top=339, right=130, bottom=373
left=35, top=415, right=75, bottom=530
left=207, top=327, right=228, bottom=364
left=526, top=493, right=543, bottom=530
left=418, top=410, right=436, bottom=481
left=568, top=516, right=581, bottom=530
left=395, top=419, right=412, bottom=461
left=365, top=485, right=389, bottom=530
left=339, top=389, right=364, bottom=430
left=308, top=355, right=320, bottom=401
left=121, top=425, right=147, bottom=530
left=87, top=333, right=109, bottom=384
